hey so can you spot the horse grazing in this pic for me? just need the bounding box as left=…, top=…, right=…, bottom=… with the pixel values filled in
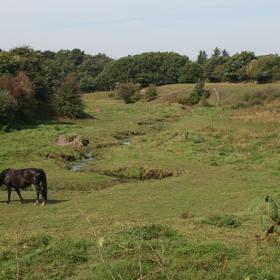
left=0, top=168, right=48, bottom=206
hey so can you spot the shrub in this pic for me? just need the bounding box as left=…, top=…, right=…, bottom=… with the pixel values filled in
left=260, top=195, right=280, bottom=236
left=202, top=215, right=241, bottom=228
left=115, top=82, right=142, bottom=103
left=0, top=72, right=36, bottom=122
left=0, top=90, right=17, bottom=125
left=124, top=224, right=177, bottom=240
left=144, top=84, right=158, bottom=101
left=188, top=79, right=209, bottom=105
left=54, top=74, right=85, bottom=119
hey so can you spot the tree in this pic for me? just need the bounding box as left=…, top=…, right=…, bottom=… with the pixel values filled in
left=0, top=72, right=36, bottom=122
left=222, top=49, right=229, bottom=57
left=94, top=52, right=189, bottom=90
left=204, top=56, right=228, bottom=82
left=144, top=84, right=158, bottom=101
left=188, top=79, right=209, bottom=105
left=0, top=90, right=17, bottom=125
left=179, top=62, right=204, bottom=83
left=246, top=55, right=280, bottom=83
left=115, top=82, right=141, bottom=103
left=54, top=74, right=85, bottom=119
left=212, top=47, right=221, bottom=57
left=197, top=50, right=208, bottom=65
left=224, top=51, right=255, bottom=82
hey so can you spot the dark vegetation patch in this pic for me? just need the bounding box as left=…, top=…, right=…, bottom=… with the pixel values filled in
left=99, top=166, right=181, bottom=180
left=45, top=152, right=79, bottom=171
left=202, top=215, right=241, bottom=228
left=113, top=130, right=144, bottom=140
left=123, top=224, right=177, bottom=240
left=180, top=212, right=194, bottom=219
left=138, top=114, right=180, bottom=126
left=232, top=87, right=280, bottom=109
left=50, top=178, right=127, bottom=191
left=95, top=142, right=120, bottom=149
left=141, top=167, right=180, bottom=180
left=45, top=149, right=99, bottom=171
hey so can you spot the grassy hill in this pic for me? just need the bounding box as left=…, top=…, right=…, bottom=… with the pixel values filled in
left=1, top=83, right=280, bottom=279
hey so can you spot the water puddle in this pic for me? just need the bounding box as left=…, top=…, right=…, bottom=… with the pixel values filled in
left=120, top=138, right=131, bottom=146
left=68, top=152, right=96, bottom=172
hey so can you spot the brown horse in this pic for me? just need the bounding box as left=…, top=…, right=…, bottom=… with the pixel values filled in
left=0, top=168, right=47, bottom=206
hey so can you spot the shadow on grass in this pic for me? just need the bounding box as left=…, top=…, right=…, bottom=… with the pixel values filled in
left=0, top=199, right=69, bottom=205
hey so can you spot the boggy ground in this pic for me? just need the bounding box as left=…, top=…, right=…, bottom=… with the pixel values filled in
left=1, top=83, right=280, bottom=279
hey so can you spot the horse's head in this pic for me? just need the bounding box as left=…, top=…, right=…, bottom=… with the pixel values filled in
left=0, top=168, right=11, bottom=187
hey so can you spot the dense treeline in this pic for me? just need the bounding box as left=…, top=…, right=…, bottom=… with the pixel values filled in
left=1, top=46, right=280, bottom=126
left=94, top=52, right=189, bottom=90
left=94, top=48, right=280, bottom=90
left=0, top=47, right=110, bottom=125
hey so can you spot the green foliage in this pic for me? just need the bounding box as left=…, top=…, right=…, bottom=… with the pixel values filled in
left=188, top=79, right=209, bottom=105
left=260, top=195, right=280, bottom=236
left=204, top=56, right=228, bottom=82
left=54, top=74, right=85, bottom=119
left=124, top=224, right=177, bottom=240
left=212, top=47, right=222, bottom=57
left=196, top=50, right=208, bottom=64
left=94, top=52, right=189, bottom=90
left=202, top=215, right=241, bottom=228
left=144, top=84, right=158, bottom=101
left=115, top=82, right=142, bottom=103
left=0, top=90, right=17, bottom=125
left=179, top=62, right=204, bottom=83
left=0, top=47, right=54, bottom=123
left=246, top=55, right=280, bottom=83
left=224, top=51, right=255, bottom=82
left=79, top=76, right=96, bottom=92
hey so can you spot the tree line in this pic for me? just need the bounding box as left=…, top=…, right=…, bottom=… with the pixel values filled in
left=0, top=46, right=280, bottom=126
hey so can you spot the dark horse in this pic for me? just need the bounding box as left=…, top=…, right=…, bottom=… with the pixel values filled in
left=0, top=168, right=47, bottom=206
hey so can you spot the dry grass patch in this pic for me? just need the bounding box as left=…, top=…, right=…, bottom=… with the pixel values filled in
left=234, top=108, right=280, bottom=123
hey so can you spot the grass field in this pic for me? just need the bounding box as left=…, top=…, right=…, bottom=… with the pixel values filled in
left=1, top=83, right=280, bottom=279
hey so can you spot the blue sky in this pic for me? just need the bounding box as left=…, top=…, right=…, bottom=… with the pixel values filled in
left=1, top=0, right=279, bottom=59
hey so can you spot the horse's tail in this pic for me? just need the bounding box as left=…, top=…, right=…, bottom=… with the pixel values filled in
left=40, top=170, right=48, bottom=201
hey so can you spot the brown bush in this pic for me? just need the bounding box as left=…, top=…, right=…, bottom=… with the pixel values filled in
left=0, top=72, right=36, bottom=121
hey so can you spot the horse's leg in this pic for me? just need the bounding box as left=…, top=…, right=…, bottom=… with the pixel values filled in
left=34, top=185, right=40, bottom=206
left=14, top=188, right=24, bottom=204
left=39, top=183, right=46, bottom=206
left=6, top=186, right=11, bottom=204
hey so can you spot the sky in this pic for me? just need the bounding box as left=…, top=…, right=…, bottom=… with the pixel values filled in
left=0, top=0, right=279, bottom=60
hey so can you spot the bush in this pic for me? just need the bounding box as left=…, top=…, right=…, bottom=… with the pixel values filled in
left=115, top=82, right=142, bottom=103
left=188, top=79, right=209, bottom=105
left=54, top=74, right=85, bottom=119
left=144, top=84, right=158, bottom=101
left=124, top=224, right=177, bottom=240
left=0, top=72, right=36, bottom=122
left=202, top=215, right=241, bottom=228
left=0, top=90, right=17, bottom=125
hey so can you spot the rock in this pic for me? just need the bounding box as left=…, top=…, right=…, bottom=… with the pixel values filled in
left=57, top=134, right=89, bottom=148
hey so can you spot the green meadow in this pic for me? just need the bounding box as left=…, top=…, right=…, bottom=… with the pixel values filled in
left=1, top=83, right=280, bottom=279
